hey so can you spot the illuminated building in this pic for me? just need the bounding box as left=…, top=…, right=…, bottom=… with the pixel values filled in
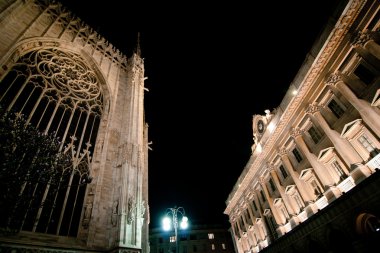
left=224, top=0, right=380, bottom=252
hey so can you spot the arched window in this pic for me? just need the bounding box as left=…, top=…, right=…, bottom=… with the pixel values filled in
left=0, top=48, right=103, bottom=237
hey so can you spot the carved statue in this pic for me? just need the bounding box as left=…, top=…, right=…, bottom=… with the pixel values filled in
left=127, top=196, right=136, bottom=224
left=111, top=200, right=119, bottom=226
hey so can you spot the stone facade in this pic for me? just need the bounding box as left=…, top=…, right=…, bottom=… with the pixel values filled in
left=0, top=0, right=149, bottom=252
left=224, top=0, right=380, bottom=252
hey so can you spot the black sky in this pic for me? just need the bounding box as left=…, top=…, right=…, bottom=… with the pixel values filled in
left=59, top=0, right=344, bottom=228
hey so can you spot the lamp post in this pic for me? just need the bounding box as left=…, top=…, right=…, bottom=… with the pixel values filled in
left=162, top=206, right=189, bottom=253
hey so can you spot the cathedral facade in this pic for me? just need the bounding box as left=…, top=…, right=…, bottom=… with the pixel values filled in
left=224, top=0, right=380, bottom=252
left=0, top=0, right=149, bottom=252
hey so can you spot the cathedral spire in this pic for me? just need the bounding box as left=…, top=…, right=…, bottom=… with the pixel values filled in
left=135, top=32, right=141, bottom=56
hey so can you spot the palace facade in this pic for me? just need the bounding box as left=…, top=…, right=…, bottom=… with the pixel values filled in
left=224, top=0, right=380, bottom=252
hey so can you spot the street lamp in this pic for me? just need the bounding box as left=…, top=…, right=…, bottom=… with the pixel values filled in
left=162, top=206, right=189, bottom=253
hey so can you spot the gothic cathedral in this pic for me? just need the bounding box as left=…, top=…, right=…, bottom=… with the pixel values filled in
left=0, top=1, right=149, bottom=252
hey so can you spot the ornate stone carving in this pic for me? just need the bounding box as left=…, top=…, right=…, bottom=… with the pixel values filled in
left=265, top=109, right=273, bottom=122
left=140, top=200, right=146, bottom=218
left=37, top=48, right=101, bottom=103
left=351, top=30, right=372, bottom=47
left=111, top=200, right=119, bottom=226
left=127, top=196, right=136, bottom=224
left=266, top=162, right=275, bottom=171
left=259, top=176, right=266, bottom=185
left=290, top=127, right=303, bottom=138
left=82, top=202, right=92, bottom=229
left=306, top=103, right=322, bottom=115
left=278, top=148, right=288, bottom=157
left=325, top=72, right=343, bottom=86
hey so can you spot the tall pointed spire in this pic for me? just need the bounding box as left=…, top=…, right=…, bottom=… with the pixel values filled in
left=135, top=32, right=141, bottom=56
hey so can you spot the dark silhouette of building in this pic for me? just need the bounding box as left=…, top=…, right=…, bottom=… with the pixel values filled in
left=150, top=224, right=236, bottom=253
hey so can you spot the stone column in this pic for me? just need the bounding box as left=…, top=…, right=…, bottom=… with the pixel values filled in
left=254, top=191, right=269, bottom=241
left=252, top=194, right=266, bottom=242
left=241, top=207, right=256, bottom=250
left=231, top=221, right=244, bottom=253
left=290, top=128, right=335, bottom=187
left=326, top=73, right=380, bottom=136
left=236, top=216, right=250, bottom=252
left=236, top=216, right=244, bottom=238
left=259, top=177, right=284, bottom=226
left=351, top=30, right=380, bottom=61
left=306, top=103, right=372, bottom=182
left=268, top=164, right=298, bottom=216
left=306, top=103, right=364, bottom=165
left=246, top=198, right=257, bottom=227
left=241, top=208, right=250, bottom=232
left=278, top=148, right=314, bottom=202
left=245, top=198, right=260, bottom=248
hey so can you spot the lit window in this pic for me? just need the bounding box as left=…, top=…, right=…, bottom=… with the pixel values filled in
left=358, top=134, right=376, bottom=153
left=222, top=243, right=226, bottom=250
left=280, top=206, right=288, bottom=219
left=170, top=236, right=176, bottom=243
left=208, top=233, right=215, bottom=239
left=211, top=244, right=215, bottom=250
left=310, top=179, right=323, bottom=196
left=331, top=160, right=346, bottom=179
left=293, top=192, right=304, bottom=209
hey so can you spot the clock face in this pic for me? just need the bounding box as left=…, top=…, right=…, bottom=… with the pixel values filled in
left=257, top=120, right=264, bottom=133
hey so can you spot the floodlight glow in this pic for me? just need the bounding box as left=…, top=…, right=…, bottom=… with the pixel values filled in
left=162, top=205, right=190, bottom=253
left=162, top=216, right=171, bottom=231
left=256, top=143, right=262, bottom=153
left=268, top=122, right=275, bottom=133
left=180, top=216, right=188, bottom=229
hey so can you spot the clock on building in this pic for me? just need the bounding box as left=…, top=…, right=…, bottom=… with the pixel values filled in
left=257, top=119, right=264, bottom=134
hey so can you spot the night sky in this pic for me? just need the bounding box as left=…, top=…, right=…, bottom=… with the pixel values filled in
left=59, top=0, right=344, bottom=229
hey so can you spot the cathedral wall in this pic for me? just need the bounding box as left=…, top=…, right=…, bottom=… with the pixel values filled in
left=0, top=0, right=148, bottom=251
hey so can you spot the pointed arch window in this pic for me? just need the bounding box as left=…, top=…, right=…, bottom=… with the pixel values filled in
left=0, top=48, right=103, bottom=237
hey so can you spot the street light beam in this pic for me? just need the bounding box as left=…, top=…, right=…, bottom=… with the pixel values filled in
left=162, top=216, right=172, bottom=231
left=180, top=216, right=188, bottom=229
